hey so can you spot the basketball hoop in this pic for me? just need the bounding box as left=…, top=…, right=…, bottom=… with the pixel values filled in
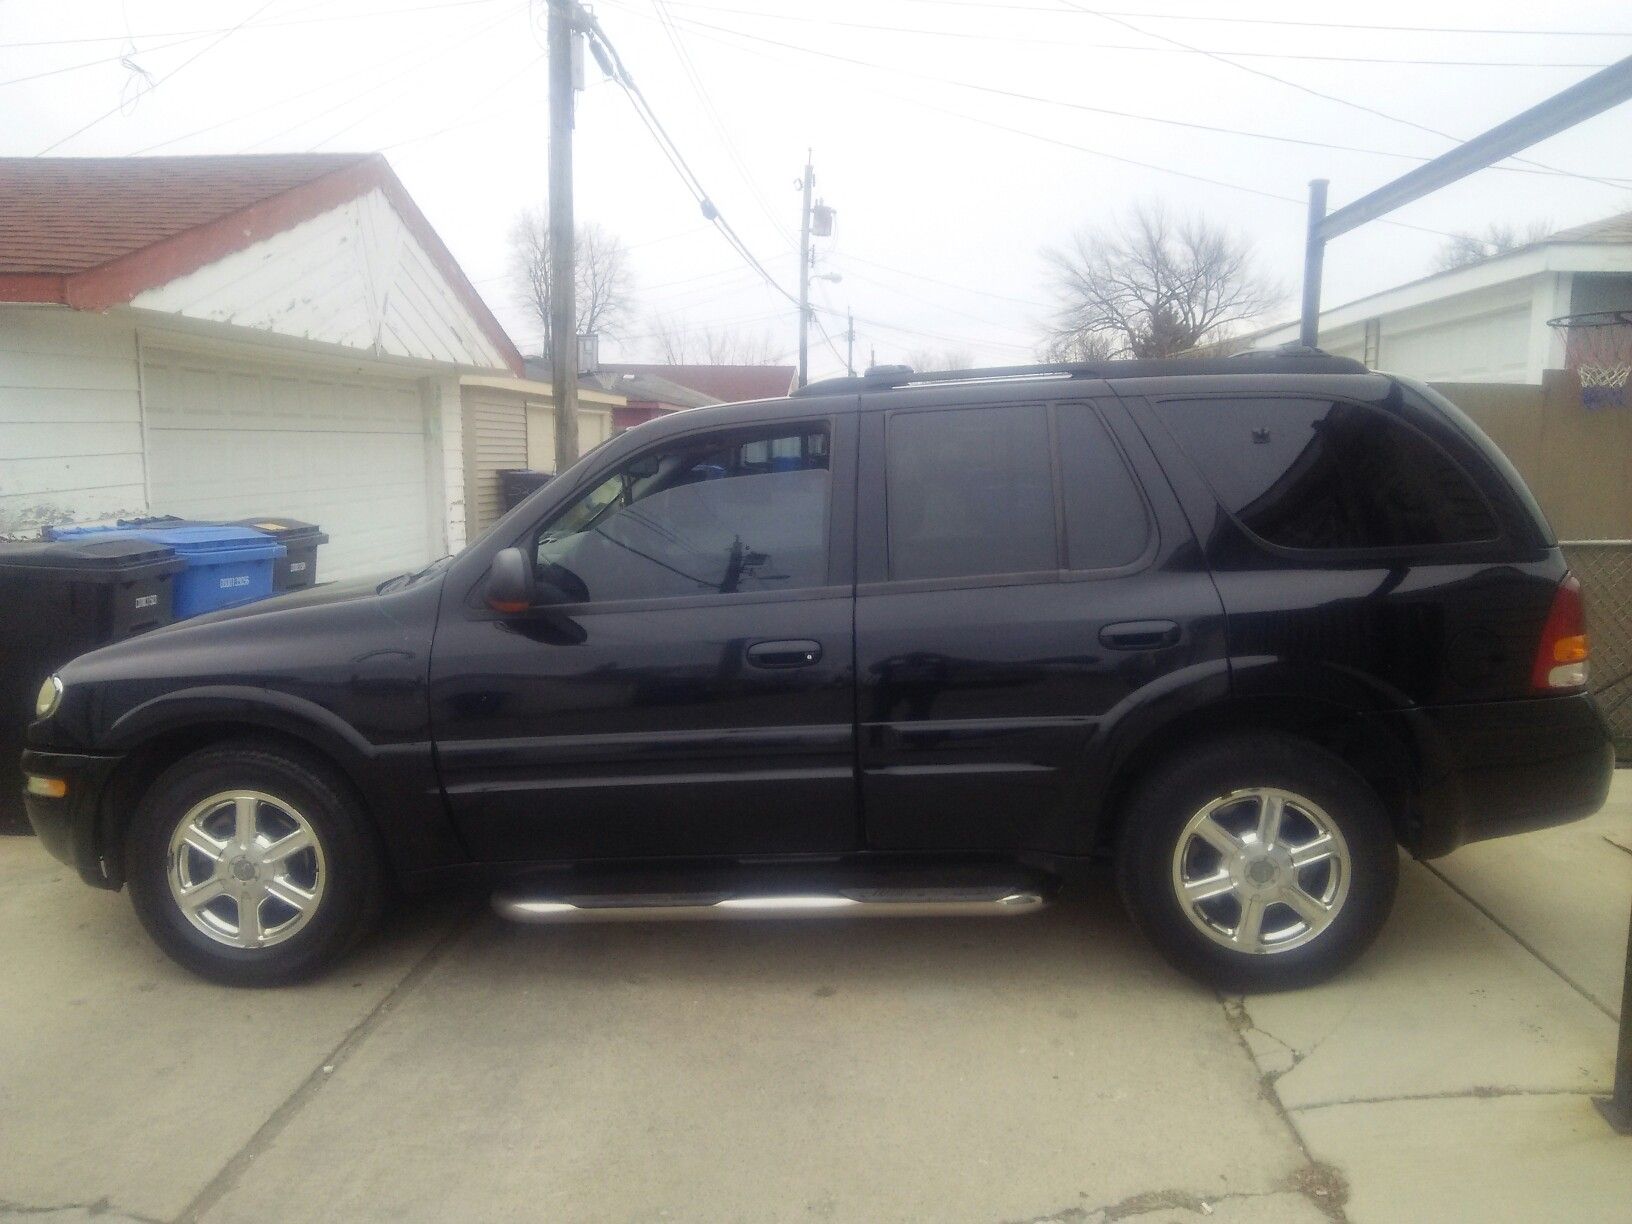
left=1549, top=310, right=1632, bottom=409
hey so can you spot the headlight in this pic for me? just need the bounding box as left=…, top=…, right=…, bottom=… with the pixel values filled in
left=34, top=674, right=63, bottom=720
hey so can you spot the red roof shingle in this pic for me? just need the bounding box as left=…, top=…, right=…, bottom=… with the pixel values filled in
left=0, top=154, right=370, bottom=274
left=598, top=363, right=796, bottom=404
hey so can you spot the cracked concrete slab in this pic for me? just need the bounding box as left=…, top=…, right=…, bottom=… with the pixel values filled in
left=1430, top=777, right=1631, bottom=1017
left=1293, top=1093, right=1632, bottom=1224
left=0, top=838, right=462, bottom=1223
left=1232, top=860, right=1616, bottom=1111
left=196, top=890, right=1309, bottom=1224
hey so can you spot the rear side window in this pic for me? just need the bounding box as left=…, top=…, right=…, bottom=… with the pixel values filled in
left=887, top=404, right=1056, bottom=580
left=1056, top=404, right=1150, bottom=569
left=1152, top=397, right=1498, bottom=551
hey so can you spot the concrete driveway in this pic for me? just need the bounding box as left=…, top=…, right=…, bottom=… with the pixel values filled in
left=3, top=778, right=1628, bottom=1224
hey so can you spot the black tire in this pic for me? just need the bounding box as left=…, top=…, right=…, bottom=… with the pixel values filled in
left=125, top=740, right=385, bottom=987
left=1115, top=734, right=1399, bottom=992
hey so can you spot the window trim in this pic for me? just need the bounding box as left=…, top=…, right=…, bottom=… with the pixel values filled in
left=1149, top=391, right=1505, bottom=561
left=484, top=415, right=846, bottom=613
left=873, top=398, right=1158, bottom=591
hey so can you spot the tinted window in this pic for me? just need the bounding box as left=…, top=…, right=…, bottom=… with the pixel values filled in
left=887, top=404, right=1056, bottom=581
left=534, top=427, right=830, bottom=601
left=1056, top=405, right=1150, bottom=569
left=1152, top=397, right=1497, bottom=550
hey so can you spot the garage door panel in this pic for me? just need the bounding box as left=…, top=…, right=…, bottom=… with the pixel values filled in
left=142, top=350, right=434, bottom=580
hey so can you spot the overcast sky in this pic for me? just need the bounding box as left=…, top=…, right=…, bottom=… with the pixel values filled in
left=5, top=0, right=1631, bottom=376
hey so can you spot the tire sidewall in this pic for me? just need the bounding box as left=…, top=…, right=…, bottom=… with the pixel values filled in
left=126, top=745, right=379, bottom=986
left=1118, top=735, right=1399, bottom=992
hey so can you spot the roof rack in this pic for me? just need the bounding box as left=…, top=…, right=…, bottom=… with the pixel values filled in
left=789, top=344, right=1369, bottom=397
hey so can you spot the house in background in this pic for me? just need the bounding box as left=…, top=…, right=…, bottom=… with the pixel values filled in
left=598, top=363, right=797, bottom=404
left=460, top=372, right=624, bottom=535
left=0, top=154, right=520, bottom=579
left=579, top=367, right=720, bottom=431
left=1254, top=210, right=1632, bottom=384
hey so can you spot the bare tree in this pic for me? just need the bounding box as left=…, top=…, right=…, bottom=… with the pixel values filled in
left=1038, top=330, right=1116, bottom=364
left=1433, top=221, right=1552, bottom=272
left=510, top=207, right=633, bottom=355
left=645, top=315, right=786, bottom=365
left=905, top=345, right=976, bottom=372
left=1043, top=203, right=1281, bottom=360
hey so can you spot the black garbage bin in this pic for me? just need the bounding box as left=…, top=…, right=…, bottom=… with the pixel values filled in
left=0, top=537, right=183, bottom=833
left=499, top=468, right=553, bottom=512
left=230, top=517, right=329, bottom=590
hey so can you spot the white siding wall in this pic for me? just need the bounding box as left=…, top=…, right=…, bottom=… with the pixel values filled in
left=425, top=374, right=465, bottom=553
left=525, top=403, right=611, bottom=473
left=130, top=189, right=507, bottom=371
left=0, top=306, right=148, bottom=534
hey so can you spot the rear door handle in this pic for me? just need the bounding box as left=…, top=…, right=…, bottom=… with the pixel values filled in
left=746, top=639, right=823, bottom=668
left=1099, top=620, right=1181, bottom=650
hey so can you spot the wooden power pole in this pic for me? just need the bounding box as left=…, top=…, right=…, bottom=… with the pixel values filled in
left=547, top=0, right=580, bottom=470
left=796, top=152, right=813, bottom=389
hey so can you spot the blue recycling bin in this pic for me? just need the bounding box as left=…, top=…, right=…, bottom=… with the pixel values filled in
left=46, top=524, right=285, bottom=619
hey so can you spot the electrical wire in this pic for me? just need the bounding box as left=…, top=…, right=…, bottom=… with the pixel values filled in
left=892, top=0, right=1632, bottom=39
left=0, top=31, right=223, bottom=88
left=0, top=0, right=510, bottom=48
left=645, top=8, right=1632, bottom=186
left=1058, top=2, right=1632, bottom=192
left=579, top=8, right=802, bottom=311
left=36, top=0, right=281, bottom=155
left=647, top=1, right=1617, bottom=69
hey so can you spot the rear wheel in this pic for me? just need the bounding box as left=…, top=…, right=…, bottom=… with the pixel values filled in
left=126, top=742, right=384, bottom=986
left=1116, top=734, right=1398, bottom=991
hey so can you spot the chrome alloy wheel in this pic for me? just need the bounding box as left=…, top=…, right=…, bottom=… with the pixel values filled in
left=166, top=791, right=326, bottom=949
left=1170, top=787, right=1350, bottom=955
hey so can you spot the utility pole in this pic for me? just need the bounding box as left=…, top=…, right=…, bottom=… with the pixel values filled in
left=796, top=151, right=813, bottom=389
left=846, top=309, right=855, bottom=377
left=547, top=0, right=580, bottom=469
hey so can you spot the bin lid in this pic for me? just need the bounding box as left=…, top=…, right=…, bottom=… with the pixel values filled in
left=230, top=516, right=329, bottom=544
left=48, top=523, right=285, bottom=560
left=0, top=536, right=182, bottom=580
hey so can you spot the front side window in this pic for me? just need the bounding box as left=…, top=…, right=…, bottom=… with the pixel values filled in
left=534, top=426, right=830, bottom=602
left=1152, top=397, right=1497, bottom=551
left=886, top=403, right=1057, bottom=581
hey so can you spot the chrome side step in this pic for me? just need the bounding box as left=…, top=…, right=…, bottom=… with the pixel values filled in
left=492, top=884, right=1051, bottom=924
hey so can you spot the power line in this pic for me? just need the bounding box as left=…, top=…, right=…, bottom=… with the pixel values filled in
left=649, top=1, right=1617, bottom=69
left=657, top=13, right=1464, bottom=240
left=890, top=0, right=1632, bottom=39
left=0, top=0, right=509, bottom=48
left=36, top=0, right=281, bottom=155
left=1059, top=2, right=1632, bottom=191
left=640, top=9, right=1632, bottom=185
left=579, top=8, right=801, bottom=311
left=0, top=32, right=221, bottom=88
left=650, top=0, right=798, bottom=251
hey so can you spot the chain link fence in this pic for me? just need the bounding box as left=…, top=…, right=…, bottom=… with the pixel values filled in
left=1563, top=541, right=1632, bottom=761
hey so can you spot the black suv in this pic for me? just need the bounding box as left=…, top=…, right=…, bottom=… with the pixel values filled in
left=22, top=351, right=1613, bottom=988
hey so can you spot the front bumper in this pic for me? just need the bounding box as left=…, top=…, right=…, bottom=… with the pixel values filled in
left=1388, top=692, right=1615, bottom=859
left=20, top=748, right=123, bottom=889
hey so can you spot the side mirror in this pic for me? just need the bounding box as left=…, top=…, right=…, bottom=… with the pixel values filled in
left=484, top=548, right=534, bottom=614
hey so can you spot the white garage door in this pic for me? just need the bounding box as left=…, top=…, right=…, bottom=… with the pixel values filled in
left=142, top=348, right=434, bottom=581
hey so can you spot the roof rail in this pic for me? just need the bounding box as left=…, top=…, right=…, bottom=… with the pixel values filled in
left=789, top=344, right=1369, bottom=397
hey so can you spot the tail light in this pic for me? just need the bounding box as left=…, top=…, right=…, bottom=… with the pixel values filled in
left=1531, top=573, right=1589, bottom=692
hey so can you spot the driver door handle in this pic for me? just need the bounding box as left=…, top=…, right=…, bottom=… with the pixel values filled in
left=1100, top=620, right=1181, bottom=650
left=746, top=639, right=823, bottom=669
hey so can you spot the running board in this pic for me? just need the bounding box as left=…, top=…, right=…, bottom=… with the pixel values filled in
left=492, top=882, right=1052, bottom=924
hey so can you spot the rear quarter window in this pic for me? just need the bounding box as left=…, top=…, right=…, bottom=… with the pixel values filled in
left=1151, top=396, right=1498, bottom=551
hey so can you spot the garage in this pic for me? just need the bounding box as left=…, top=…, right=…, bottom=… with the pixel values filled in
left=141, top=347, right=434, bottom=580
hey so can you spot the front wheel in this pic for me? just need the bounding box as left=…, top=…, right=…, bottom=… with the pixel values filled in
left=125, top=742, right=385, bottom=986
left=1116, top=735, right=1399, bottom=992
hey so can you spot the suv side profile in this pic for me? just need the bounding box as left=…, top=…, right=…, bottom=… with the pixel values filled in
left=21, top=350, right=1613, bottom=989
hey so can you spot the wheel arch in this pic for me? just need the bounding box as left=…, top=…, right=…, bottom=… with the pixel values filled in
left=1095, top=695, right=1419, bottom=855
left=94, top=703, right=382, bottom=891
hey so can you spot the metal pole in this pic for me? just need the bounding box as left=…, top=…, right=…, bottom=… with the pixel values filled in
left=1596, top=896, right=1632, bottom=1133
left=547, top=0, right=580, bottom=469
left=846, top=309, right=855, bottom=377
left=1299, top=178, right=1328, bottom=350
left=797, top=152, right=813, bottom=389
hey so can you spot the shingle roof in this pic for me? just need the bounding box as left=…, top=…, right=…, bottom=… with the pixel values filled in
left=598, top=363, right=796, bottom=403
left=0, top=154, right=370, bottom=274
left=1543, top=209, right=1632, bottom=246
